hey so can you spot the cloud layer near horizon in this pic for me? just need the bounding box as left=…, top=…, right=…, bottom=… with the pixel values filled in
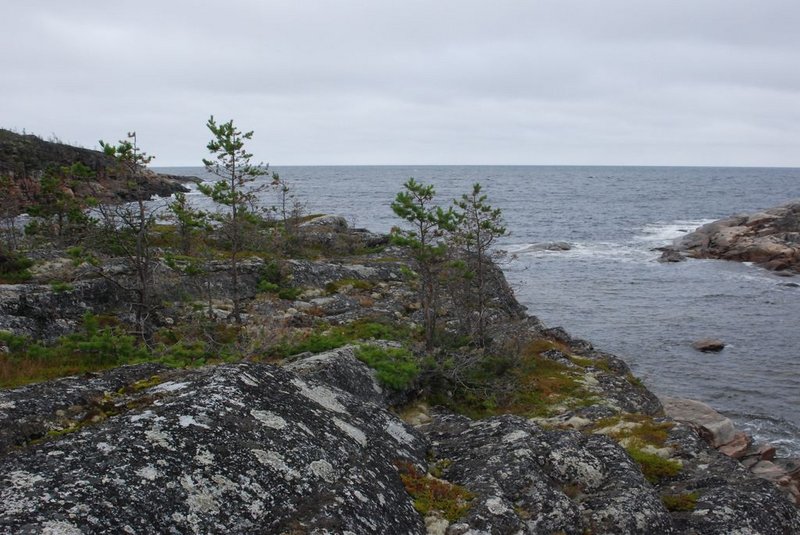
left=2, top=1, right=799, bottom=166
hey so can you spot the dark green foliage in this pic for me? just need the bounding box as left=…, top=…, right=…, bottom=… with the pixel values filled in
left=0, top=313, right=149, bottom=387
left=355, top=344, right=418, bottom=389
left=26, top=163, right=96, bottom=245
left=0, top=251, right=33, bottom=283
left=450, top=183, right=507, bottom=346
left=391, top=178, right=455, bottom=349
left=200, top=116, right=270, bottom=324
left=167, top=192, right=208, bottom=255
left=256, top=261, right=301, bottom=299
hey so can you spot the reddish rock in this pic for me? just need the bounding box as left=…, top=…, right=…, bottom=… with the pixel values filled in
left=718, top=431, right=751, bottom=459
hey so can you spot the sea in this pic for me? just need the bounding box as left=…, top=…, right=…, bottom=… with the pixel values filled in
left=156, top=165, right=800, bottom=456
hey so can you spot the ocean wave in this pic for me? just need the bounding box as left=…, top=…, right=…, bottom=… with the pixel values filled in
left=632, top=219, right=717, bottom=245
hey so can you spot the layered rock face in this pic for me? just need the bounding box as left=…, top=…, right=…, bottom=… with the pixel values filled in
left=674, top=201, right=800, bottom=273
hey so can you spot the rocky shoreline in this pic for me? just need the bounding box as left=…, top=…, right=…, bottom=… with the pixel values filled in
left=1, top=217, right=799, bottom=533
left=662, top=200, right=800, bottom=274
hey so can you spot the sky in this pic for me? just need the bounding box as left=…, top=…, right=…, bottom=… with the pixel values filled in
left=2, top=1, right=799, bottom=166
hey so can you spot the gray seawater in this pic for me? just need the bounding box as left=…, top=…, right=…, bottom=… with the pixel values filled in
left=158, top=165, right=800, bottom=456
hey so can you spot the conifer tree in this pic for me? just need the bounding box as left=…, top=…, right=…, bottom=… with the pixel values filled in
left=391, top=178, right=454, bottom=349
left=96, top=132, right=159, bottom=345
left=199, top=116, right=267, bottom=324
left=451, top=183, right=507, bottom=346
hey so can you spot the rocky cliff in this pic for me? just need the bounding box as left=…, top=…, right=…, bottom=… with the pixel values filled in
left=671, top=201, right=800, bottom=274
left=1, top=217, right=799, bottom=534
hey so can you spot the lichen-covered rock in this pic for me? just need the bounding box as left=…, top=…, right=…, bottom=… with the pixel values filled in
left=0, top=363, right=167, bottom=456
left=286, top=345, right=415, bottom=407
left=0, top=362, right=428, bottom=534
left=426, top=412, right=676, bottom=534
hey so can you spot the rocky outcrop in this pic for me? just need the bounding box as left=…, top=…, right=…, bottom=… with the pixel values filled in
left=663, top=397, right=800, bottom=505
left=0, top=359, right=428, bottom=534
left=675, top=201, right=800, bottom=273
left=3, top=349, right=799, bottom=534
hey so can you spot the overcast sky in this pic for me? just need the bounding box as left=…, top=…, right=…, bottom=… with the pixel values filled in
left=2, top=1, right=799, bottom=166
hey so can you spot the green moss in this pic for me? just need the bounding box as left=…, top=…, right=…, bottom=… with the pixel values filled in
left=0, top=253, right=33, bottom=283
left=661, top=492, right=699, bottom=511
left=397, top=461, right=474, bottom=522
left=627, top=447, right=682, bottom=483
left=268, top=318, right=412, bottom=359
left=356, top=344, right=418, bottom=389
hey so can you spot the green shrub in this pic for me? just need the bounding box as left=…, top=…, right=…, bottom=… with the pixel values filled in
left=0, top=313, right=149, bottom=387
left=0, top=253, right=33, bottom=283
left=356, top=344, right=418, bottom=389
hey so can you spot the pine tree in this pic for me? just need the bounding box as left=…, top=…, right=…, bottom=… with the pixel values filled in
left=199, top=116, right=267, bottom=324
left=96, top=132, right=158, bottom=345
left=391, top=178, right=454, bottom=349
left=452, top=183, right=507, bottom=346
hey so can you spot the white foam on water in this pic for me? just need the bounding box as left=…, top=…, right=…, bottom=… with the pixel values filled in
left=633, top=219, right=716, bottom=245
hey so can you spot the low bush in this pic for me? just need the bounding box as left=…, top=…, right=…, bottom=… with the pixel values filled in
left=355, top=344, right=418, bottom=389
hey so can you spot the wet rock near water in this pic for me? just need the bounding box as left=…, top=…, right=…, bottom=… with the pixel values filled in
left=691, top=339, right=726, bottom=352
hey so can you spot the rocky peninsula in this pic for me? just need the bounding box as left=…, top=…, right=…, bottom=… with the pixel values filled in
left=669, top=200, right=800, bottom=274
left=0, top=128, right=192, bottom=209
left=1, top=216, right=799, bottom=534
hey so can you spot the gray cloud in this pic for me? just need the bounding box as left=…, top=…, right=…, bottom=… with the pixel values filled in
left=1, top=0, right=799, bottom=165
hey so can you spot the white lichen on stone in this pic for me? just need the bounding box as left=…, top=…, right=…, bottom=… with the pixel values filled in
left=296, top=422, right=314, bottom=436
left=250, top=409, right=287, bottom=430
left=144, top=425, right=176, bottom=450
left=333, top=417, right=367, bottom=446
left=485, top=496, right=510, bottom=515
left=239, top=372, right=259, bottom=386
left=150, top=381, right=190, bottom=393
left=309, top=459, right=338, bottom=483
left=95, top=442, right=114, bottom=453
left=136, top=465, right=160, bottom=481
left=385, top=420, right=414, bottom=445
left=194, top=447, right=215, bottom=466
left=0, top=400, right=16, bottom=409
left=129, top=410, right=156, bottom=423
left=291, top=377, right=347, bottom=414
left=180, top=474, right=220, bottom=516
left=178, top=414, right=210, bottom=429
left=252, top=449, right=301, bottom=480
left=7, top=470, right=45, bottom=489
left=39, top=520, right=83, bottom=535
left=502, top=430, right=529, bottom=443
